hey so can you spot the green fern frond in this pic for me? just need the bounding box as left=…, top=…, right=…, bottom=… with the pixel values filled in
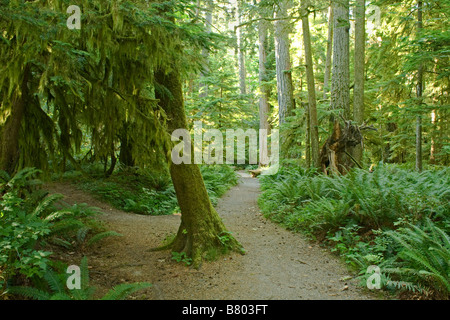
left=43, top=269, right=65, bottom=294
left=7, top=286, right=50, bottom=300
left=49, top=237, right=73, bottom=249
left=31, top=193, right=64, bottom=218
left=70, top=287, right=94, bottom=300
left=7, top=168, right=42, bottom=189
left=387, top=280, right=423, bottom=293
left=50, top=219, right=85, bottom=235
left=49, top=292, right=72, bottom=300
left=44, top=209, right=73, bottom=222
left=100, top=282, right=152, bottom=300
left=77, top=227, right=91, bottom=244
left=80, top=256, right=89, bottom=290
left=0, top=170, right=10, bottom=184
left=86, top=231, right=123, bottom=247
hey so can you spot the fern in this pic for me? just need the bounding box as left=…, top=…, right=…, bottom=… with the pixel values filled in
left=0, top=170, right=10, bottom=184
left=100, top=282, right=152, bottom=300
left=76, top=227, right=91, bottom=244
left=7, top=286, right=50, bottom=300
left=49, top=292, right=72, bottom=300
left=86, top=231, right=123, bottom=247
left=44, top=209, right=73, bottom=222
left=44, top=269, right=66, bottom=295
left=8, top=257, right=151, bottom=300
left=386, top=219, right=450, bottom=297
left=31, top=193, right=64, bottom=218
left=4, top=168, right=42, bottom=192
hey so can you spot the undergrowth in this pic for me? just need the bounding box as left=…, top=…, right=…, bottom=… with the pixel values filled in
left=0, top=168, right=123, bottom=299
left=60, top=164, right=238, bottom=215
left=7, top=256, right=151, bottom=300
left=258, top=164, right=450, bottom=299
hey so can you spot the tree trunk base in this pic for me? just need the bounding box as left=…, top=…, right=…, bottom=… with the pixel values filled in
left=150, top=209, right=244, bottom=269
left=320, top=120, right=364, bottom=175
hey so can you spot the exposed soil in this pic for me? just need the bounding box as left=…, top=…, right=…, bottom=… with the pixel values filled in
left=45, top=171, right=379, bottom=300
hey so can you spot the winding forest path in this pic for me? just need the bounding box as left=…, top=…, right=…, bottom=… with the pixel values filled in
left=47, top=171, right=377, bottom=300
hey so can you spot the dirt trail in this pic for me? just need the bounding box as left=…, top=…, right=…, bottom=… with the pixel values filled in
left=46, top=171, right=377, bottom=300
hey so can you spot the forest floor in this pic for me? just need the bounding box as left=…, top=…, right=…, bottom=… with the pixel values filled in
left=46, top=171, right=381, bottom=300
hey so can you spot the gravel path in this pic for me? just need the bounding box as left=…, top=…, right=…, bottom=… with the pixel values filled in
left=46, top=171, right=378, bottom=300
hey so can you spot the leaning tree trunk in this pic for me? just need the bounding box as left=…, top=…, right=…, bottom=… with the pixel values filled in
left=154, top=67, right=243, bottom=268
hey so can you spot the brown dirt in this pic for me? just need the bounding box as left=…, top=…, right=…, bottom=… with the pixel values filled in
left=45, top=171, right=380, bottom=300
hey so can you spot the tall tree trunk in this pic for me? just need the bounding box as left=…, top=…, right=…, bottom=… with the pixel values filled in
left=0, top=64, right=31, bottom=174
left=154, top=67, right=243, bottom=268
left=236, top=0, right=247, bottom=95
left=258, top=12, right=271, bottom=166
left=302, top=0, right=320, bottom=168
left=321, top=0, right=356, bottom=173
left=305, top=102, right=311, bottom=168
left=415, top=0, right=423, bottom=172
left=119, top=123, right=135, bottom=167
left=353, top=0, right=365, bottom=165
left=105, top=143, right=117, bottom=177
left=430, top=109, right=436, bottom=164
left=330, top=0, right=350, bottom=120
left=323, top=4, right=333, bottom=100
left=199, top=0, right=214, bottom=98
left=274, top=0, right=295, bottom=125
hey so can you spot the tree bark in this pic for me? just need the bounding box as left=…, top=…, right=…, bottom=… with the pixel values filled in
left=323, top=4, right=333, bottom=100
left=320, top=119, right=363, bottom=175
left=119, top=123, right=135, bottom=167
left=415, top=0, right=423, bottom=172
left=330, top=0, right=350, bottom=120
left=353, top=0, right=365, bottom=165
left=274, top=0, right=294, bottom=125
left=430, top=109, right=436, bottom=164
left=199, top=0, right=214, bottom=98
left=305, top=102, right=311, bottom=168
left=0, top=64, right=31, bottom=174
left=302, top=0, right=320, bottom=168
left=236, top=0, right=247, bottom=95
left=258, top=12, right=271, bottom=166
left=154, top=67, right=243, bottom=268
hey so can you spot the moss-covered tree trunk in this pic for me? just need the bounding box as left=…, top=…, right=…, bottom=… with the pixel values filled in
left=119, top=123, right=135, bottom=167
left=0, top=64, right=30, bottom=174
left=154, top=68, right=243, bottom=268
